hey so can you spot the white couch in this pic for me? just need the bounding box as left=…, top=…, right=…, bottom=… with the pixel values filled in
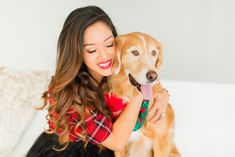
left=1, top=67, right=235, bottom=157
left=0, top=66, right=49, bottom=157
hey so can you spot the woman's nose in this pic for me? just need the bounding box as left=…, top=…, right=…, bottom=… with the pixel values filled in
left=98, top=46, right=108, bottom=59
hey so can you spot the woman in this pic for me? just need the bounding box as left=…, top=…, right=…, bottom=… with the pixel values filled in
left=25, top=5, right=169, bottom=157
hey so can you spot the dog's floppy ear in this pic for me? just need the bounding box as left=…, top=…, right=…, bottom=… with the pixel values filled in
left=155, top=41, right=163, bottom=69
left=112, top=35, right=126, bottom=75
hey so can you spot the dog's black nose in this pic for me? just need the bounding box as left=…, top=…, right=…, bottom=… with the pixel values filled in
left=146, top=71, right=158, bottom=82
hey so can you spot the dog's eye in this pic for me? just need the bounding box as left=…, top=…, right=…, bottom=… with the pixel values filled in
left=131, top=50, right=139, bottom=56
left=152, top=50, right=157, bottom=56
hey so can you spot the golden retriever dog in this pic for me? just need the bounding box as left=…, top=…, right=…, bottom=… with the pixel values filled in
left=107, top=32, right=180, bottom=157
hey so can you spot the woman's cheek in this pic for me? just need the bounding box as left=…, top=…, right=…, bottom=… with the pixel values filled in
left=110, top=47, right=116, bottom=58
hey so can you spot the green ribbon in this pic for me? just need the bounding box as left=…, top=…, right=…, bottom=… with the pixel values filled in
left=133, top=100, right=149, bottom=131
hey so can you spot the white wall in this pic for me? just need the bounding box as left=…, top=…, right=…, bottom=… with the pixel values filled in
left=0, top=0, right=234, bottom=84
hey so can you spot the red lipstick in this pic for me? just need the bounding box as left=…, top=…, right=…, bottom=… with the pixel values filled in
left=97, top=59, right=112, bottom=69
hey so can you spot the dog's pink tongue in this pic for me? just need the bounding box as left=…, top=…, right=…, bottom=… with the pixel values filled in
left=140, top=85, right=152, bottom=100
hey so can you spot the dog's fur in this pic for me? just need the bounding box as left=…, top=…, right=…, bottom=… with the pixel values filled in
left=107, top=32, right=180, bottom=157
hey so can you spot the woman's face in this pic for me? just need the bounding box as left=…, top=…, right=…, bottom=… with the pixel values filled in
left=83, top=21, right=115, bottom=82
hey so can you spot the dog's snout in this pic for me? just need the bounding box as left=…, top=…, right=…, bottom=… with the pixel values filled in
left=146, top=71, right=158, bottom=82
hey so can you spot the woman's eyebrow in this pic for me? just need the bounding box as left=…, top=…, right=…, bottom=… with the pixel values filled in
left=104, top=35, right=114, bottom=42
left=83, top=35, right=114, bottom=47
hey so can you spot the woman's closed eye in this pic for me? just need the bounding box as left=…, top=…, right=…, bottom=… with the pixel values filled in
left=106, top=42, right=114, bottom=48
left=87, top=49, right=96, bottom=53
left=86, top=41, right=114, bottom=53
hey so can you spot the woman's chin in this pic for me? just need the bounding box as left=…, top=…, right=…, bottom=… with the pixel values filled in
left=101, top=69, right=112, bottom=77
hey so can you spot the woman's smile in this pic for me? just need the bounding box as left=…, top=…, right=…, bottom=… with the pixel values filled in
left=97, top=59, right=112, bottom=69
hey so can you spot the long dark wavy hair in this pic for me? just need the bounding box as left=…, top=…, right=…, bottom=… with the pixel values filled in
left=40, top=6, right=118, bottom=148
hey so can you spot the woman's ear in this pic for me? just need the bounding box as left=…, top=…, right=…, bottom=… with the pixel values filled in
left=112, top=36, right=125, bottom=75
left=155, top=40, right=163, bottom=69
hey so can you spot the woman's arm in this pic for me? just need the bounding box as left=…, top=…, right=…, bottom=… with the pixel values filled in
left=101, top=93, right=143, bottom=151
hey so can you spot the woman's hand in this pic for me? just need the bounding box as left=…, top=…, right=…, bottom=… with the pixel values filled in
left=146, top=89, right=169, bottom=124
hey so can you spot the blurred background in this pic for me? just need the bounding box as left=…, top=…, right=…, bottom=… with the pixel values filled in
left=0, top=0, right=234, bottom=84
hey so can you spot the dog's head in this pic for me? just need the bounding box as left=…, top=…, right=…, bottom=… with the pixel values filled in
left=112, top=32, right=162, bottom=86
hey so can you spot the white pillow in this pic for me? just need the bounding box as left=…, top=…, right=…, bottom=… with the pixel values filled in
left=0, top=66, right=49, bottom=157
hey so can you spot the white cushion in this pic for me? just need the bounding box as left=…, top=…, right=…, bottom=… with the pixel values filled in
left=0, top=66, right=49, bottom=157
